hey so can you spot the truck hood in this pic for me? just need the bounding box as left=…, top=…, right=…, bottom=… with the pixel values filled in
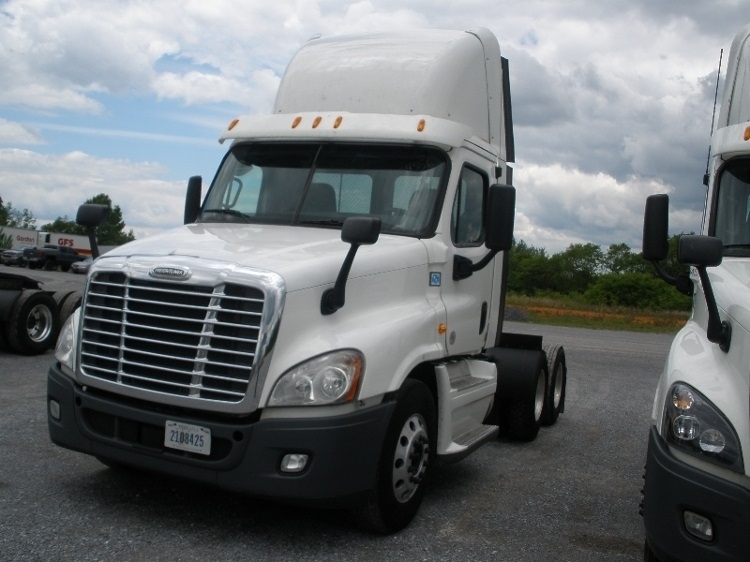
left=102, top=223, right=430, bottom=292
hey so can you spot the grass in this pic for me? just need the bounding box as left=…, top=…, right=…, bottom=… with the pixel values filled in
left=506, top=294, right=689, bottom=333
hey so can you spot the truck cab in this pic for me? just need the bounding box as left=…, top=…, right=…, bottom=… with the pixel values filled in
left=641, top=23, right=750, bottom=562
left=48, top=28, right=565, bottom=533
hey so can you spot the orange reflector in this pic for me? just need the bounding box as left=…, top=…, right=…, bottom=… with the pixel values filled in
left=417, top=119, right=426, bottom=132
left=334, top=116, right=343, bottom=129
left=292, top=116, right=302, bottom=129
left=744, top=126, right=750, bottom=141
left=312, top=116, right=322, bottom=128
left=438, top=323, right=447, bottom=335
left=227, top=118, right=239, bottom=131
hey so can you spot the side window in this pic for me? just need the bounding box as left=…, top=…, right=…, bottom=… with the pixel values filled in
left=451, top=166, right=487, bottom=246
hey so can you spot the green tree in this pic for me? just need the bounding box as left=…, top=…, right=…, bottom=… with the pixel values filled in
left=556, top=243, right=604, bottom=294
left=0, top=198, right=36, bottom=229
left=42, top=193, right=135, bottom=245
left=605, top=243, right=649, bottom=274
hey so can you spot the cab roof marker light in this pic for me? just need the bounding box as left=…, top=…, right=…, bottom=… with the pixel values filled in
left=227, top=118, right=239, bottom=131
left=744, top=125, right=750, bottom=141
left=292, top=116, right=302, bottom=129
left=334, top=116, right=343, bottom=129
left=417, top=119, right=426, bottom=132
left=312, top=116, right=322, bottom=128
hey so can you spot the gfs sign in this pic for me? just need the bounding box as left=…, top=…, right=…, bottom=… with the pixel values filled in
left=57, top=238, right=76, bottom=247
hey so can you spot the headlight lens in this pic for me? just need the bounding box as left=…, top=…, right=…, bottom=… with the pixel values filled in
left=54, top=309, right=80, bottom=375
left=268, top=350, right=364, bottom=407
left=661, top=382, right=743, bottom=473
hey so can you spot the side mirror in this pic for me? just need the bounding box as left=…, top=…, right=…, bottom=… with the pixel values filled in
left=321, top=217, right=381, bottom=315
left=485, top=184, right=516, bottom=252
left=642, top=194, right=669, bottom=261
left=453, top=184, right=515, bottom=281
left=678, top=235, right=723, bottom=268
left=184, top=176, right=202, bottom=224
left=76, top=204, right=109, bottom=259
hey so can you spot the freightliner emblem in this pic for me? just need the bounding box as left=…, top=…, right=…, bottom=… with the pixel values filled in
left=149, top=266, right=192, bottom=280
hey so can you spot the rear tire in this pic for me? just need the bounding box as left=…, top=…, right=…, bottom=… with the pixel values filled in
left=542, top=345, right=566, bottom=426
left=507, top=353, right=547, bottom=441
left=355, top=379, right=435, bottom=534
left=6, top=290, right=59, bottom=355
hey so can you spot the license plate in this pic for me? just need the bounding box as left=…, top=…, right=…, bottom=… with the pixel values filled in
left=164, top=420, right=211, bottom=455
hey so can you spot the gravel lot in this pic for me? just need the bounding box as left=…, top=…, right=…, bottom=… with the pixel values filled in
left=0, top=264, right=673, bottom=561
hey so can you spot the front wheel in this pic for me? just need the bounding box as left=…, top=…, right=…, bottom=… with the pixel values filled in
left=355, top=379, right=436, bottom=534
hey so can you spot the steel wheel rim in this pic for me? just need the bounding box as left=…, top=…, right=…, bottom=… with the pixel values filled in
left=26, top=304, right=53, bottom=343
left=392, top=413, right=429, bottom=504
left=553, top=363, right=564, bottom=409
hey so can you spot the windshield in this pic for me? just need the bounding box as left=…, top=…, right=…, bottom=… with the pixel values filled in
left=713, top=158, right=750, bottom=255
left=199, top=143, right=447, bottom=237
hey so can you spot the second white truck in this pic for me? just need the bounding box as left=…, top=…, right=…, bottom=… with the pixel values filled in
left=47, top=28, right=567, bottom=533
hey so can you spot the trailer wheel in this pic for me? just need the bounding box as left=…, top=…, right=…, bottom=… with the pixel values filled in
left=6, top=290, right=60, bottom=355
left=57, top=291, right=82, bottom=324
left=542, top=345, right=567, bottom=426
left=356, top=379, right=435, bottom=534
left=507, top=352, right=547, bottom=442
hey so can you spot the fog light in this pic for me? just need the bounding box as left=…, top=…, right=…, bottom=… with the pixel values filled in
left=280, top=453, right=309, bottom=473
left=684, top=510, right=713, bottom=541
left=49, top=399, right=61, bottom=421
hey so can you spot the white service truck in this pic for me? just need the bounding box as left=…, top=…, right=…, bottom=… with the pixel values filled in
left=48, top=28, right=567, bottom=533
left=641, top=23, right=750, bottom=562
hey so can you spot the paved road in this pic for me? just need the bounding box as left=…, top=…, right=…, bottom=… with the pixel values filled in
left=0, top=266, right=675, bottom=561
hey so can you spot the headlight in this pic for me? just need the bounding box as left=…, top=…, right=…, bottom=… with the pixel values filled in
left=661, top=382, right=743, bottom=473
left=54, top=309, right=80, bottom=375
left=268, top=350, right=364, bottom=407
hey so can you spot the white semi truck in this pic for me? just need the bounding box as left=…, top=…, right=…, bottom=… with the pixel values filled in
left=641, top=23, right=750, bottom=562
left=47, top=28, right=567, bottom=533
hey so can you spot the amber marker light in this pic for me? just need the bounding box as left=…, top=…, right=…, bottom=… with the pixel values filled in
left=227, top=118, right=239, bottom=131
left=438, top=323, right=447, bottom=335
left=312, top=116, right=322, bottom=128
left=744, top=126, right=750, bottom=141
left=417, top=119, right=426, bottom=132
left=334, top=116, right=343, bottom=129
left=291, top=116, right=302, bottom=129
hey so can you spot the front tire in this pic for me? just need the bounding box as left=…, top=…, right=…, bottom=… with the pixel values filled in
left=356, top=379, right=436, bottom=534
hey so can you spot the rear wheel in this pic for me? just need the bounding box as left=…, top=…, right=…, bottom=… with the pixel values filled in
left=507, top=352, right=548, bottom=442
left=356, top=379, right=435, bottom=534
left=542, top=345, right=567, bottom=426
left=6, top=290, right=59, bottom=355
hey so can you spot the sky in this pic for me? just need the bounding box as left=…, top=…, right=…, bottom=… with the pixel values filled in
left=1, top=0, right=748, bottom=254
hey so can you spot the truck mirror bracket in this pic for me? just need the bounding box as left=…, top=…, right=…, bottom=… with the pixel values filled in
left=453, top=251, right=498, bottom=281
left=321, top=217, right=381, bottom=315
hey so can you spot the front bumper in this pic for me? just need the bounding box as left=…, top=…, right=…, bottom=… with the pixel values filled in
left=642, top=426, right=750, bottom=562
left=48, top=362, right=395, bottom=507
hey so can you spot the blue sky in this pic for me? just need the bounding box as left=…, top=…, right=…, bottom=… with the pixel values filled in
left=1, top=0, right=748, bottom=252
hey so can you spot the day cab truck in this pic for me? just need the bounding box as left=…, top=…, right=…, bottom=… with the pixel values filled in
left=641, top=23, right=750, bottom=562
left=47, top=28, right=567, bottom=533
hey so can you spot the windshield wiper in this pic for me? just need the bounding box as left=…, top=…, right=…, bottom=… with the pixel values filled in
left=299, top=219, right=345, bottom=227
left=201, top=208, right=252, bottom=223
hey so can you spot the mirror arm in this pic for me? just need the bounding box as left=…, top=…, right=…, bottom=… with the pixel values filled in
left=649, top=260, right=693, bottom=297
left=696, top=267, right=731, bottom=352
left=453, top=249, right=499, bottom=281
left=321, top=244, right=360, bottom=315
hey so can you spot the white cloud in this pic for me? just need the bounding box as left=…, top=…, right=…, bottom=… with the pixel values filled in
left=0, top=148, right=185, bottom=236
left=0, top=118, right=44, bottom=145
left=0, top=0, right=747, bottom=253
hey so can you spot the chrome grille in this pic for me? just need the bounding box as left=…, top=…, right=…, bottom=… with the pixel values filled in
left=79, top=271, right=264, bottom=403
